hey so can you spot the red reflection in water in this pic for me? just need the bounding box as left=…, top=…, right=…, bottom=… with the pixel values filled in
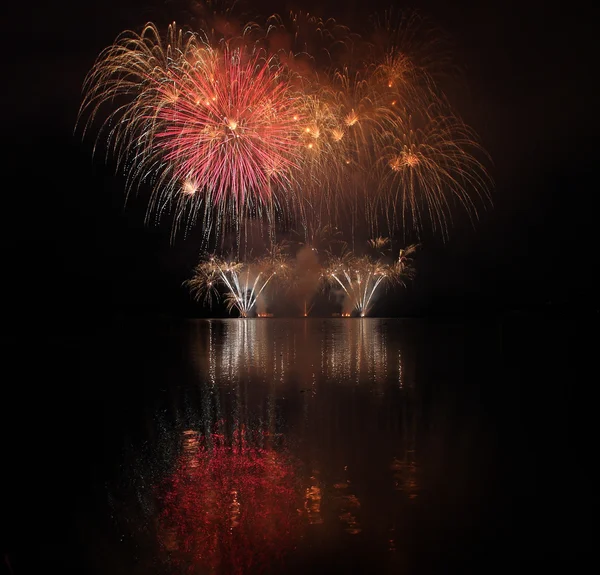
left=158, top=428, right=303, bottom=574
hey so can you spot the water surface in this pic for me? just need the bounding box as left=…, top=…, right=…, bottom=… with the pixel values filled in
left=7, top=316, right=576, bottom=574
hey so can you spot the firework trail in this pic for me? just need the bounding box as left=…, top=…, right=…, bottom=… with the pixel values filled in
left=376, top=111, right=492, bottom=238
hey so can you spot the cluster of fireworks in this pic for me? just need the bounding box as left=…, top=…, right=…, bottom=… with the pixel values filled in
left=185, top=239, right=417, bottom=317
left=185, top=243, right=290, bottom=317
left=324, top=243, right=417, bottom=317
left=79, top=5, right=492, bottom=248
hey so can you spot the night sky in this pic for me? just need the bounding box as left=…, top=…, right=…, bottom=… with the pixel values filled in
left=9, top=0, right=595, bottom=324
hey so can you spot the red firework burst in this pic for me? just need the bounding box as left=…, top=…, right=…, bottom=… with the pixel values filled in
left=155, top=46, right=305, bottom=210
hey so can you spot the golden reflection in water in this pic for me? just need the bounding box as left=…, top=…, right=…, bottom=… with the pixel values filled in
left=391, top=456, right=418, bottom=498
left=191, top=319, right=412, bottom=391
left=304, top=472, right=323, bottom=524
left=333, top=465, right=362, bottom=535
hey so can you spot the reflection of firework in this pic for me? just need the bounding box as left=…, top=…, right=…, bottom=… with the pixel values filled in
left=324, top=243, right=417, bottom=316
left=158, top=428, right=303, bottom=575
left=79, top=12, right=492, bottom=246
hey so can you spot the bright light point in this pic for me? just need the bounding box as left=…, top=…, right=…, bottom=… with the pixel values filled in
left=345, top=111, right=358, bottom=126
left=305, top=127, right=310, bottom=133
left=307, top=143, right=313, bottom=149
left=332, top=129, right=344, bottom=141
left=388, top=82, right=393, bottom=88
left=390, top=151, right=420, bottom=171
left=293, top=115, right=298, bottom=121
left=404, top=152, right=419, bottom=167
left=227, top=118, right=238, bottom=131
left=182, top=178, right=198, bottom=195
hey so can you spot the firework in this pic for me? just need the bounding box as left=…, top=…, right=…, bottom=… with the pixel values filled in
left=79, top=9, right=493, bottom=246
left=79, top=22, right=308, bottom=245
left=367, top=235, right=391, bottom=254
left=186, top=245, right=290, bottom=317
left=324, top=243, right=418, bottom=317
left=185, top=256, right=265, bottom=317
left=376, top=112, right=492, bottom=238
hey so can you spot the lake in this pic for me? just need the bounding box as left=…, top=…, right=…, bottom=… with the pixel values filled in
left=2, top=315, right=589, bottom=574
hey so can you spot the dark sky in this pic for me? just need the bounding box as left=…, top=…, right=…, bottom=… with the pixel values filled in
left=9, top=0, right=594, bottom=323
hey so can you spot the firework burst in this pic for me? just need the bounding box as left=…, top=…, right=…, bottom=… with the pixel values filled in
left=79, top=22, right=309, bottom=246
left=374, top=111, right=492, bottom=238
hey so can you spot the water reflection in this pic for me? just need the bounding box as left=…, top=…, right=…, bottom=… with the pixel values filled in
left=333, top=465, right=362, bottom=535
left=191, top=318, right=414, bottom=392
left=113, top=319, right=422, bottom=574
left=304, top=473, right=323, bottom=525
left=158, top=428, right=303, bottom=574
